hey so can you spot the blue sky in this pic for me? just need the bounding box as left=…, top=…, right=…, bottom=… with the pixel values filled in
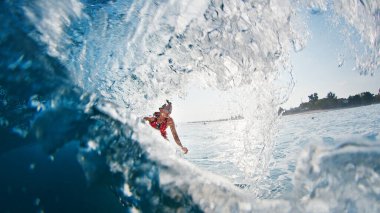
left=171, top=12, right=380, bottom=123
left=287, top=13, right=380, bottom=108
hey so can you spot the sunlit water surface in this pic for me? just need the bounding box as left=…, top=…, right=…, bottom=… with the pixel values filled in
left=181, top=104, right=380, bottom=198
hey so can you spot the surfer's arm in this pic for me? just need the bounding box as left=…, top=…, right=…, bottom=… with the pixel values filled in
left=168, top=118, right=188, bottom=154
left=143, top=116, right=155, bottom=122
left=144, top=112, right=160, bottom=122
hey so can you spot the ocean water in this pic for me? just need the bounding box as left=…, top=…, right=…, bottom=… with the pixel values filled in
left=182, top=104, right=380, bottom=200
left=0, top=0, right=379, bottom=212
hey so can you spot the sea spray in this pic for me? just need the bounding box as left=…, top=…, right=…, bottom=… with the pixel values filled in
left=44, top=0, right=310, bottom=189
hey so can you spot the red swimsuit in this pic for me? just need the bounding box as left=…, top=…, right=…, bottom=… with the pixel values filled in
left=149, top=112, right=168, bottom=139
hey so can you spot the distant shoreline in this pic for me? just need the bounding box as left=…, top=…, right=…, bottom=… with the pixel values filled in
left=185, top=103, right=380, bottom=123
left=281, top=91, right=380, bottom=116
left=282, top=103, right=380, bottom=116
left=187, top=115, right=243, bottom=124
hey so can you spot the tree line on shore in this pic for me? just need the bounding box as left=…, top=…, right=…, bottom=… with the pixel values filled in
left=281, top=91, right=380, bottom=115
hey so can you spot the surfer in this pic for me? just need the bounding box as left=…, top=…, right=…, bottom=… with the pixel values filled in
left=143, top=100, right=189, bottom=154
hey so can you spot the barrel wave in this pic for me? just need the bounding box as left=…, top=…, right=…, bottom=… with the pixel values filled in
left=0, top=0, right=379, bottom=212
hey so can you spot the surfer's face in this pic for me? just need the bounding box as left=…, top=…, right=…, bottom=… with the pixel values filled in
left=159, top=109, right=170, bottom=118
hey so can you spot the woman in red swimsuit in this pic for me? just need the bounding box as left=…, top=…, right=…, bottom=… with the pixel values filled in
left=143, top=100, right=189, bottom=154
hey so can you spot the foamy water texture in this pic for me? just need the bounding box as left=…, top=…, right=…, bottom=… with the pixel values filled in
left=0, top=0, right=379, bottom=212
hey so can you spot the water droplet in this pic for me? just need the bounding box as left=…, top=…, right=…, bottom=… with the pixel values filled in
left=338, top=54, right=345, bottom=67
left=29, top=163, right=35, bottom=170
left=34, top=198, right=40, bottom=206
left=11, top=127, right=27, bottom=138
left=87, top=140, right=98, bottom=150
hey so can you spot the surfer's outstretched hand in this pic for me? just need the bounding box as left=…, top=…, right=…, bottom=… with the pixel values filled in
left=181, top=146, right=188, bottom=154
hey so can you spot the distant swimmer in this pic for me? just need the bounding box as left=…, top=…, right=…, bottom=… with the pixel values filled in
left=143, top=100, right=188, bottom=154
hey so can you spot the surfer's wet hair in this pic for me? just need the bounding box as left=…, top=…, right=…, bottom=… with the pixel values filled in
left=159, top=100, right=172, bottom=114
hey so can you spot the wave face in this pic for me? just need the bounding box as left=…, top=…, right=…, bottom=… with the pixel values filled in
left=293, top=141, right=380, bottom=213
left=0, top=0, right=379, bottom=212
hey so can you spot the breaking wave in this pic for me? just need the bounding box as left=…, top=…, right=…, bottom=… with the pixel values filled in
left=0, top=0, right=379, bottom=212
